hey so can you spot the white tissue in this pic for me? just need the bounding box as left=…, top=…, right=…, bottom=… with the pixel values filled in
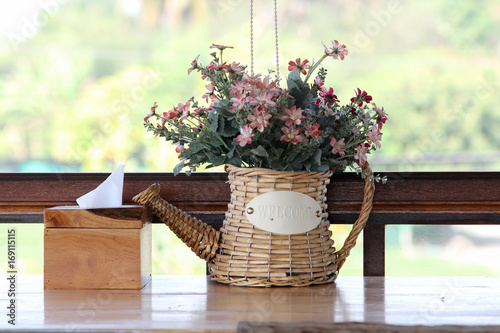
left=76, top=165, right=125, bottom=209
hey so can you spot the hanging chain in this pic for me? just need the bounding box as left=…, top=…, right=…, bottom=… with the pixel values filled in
left=250, top=0, right=254, bottom=76
left=273, top=0, right=280, bottom=84
left=249, top=0, right=280, bottom=83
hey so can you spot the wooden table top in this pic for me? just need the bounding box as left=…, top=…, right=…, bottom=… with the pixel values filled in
left=3, top=275, right=500, bottom=332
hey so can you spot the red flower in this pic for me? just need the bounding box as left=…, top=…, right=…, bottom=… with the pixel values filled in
left=372, top=103, right=388, bottom=129
left=319, top=87, right=339, bottom=105
left=288, top=58, right=310, bottom=75
left=350, top=88, right=372, bottom=107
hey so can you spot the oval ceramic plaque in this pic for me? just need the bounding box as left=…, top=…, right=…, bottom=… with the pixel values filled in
left=245, top=191, right=322, bottom=235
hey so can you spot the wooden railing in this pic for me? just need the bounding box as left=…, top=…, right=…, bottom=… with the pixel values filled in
left=1, top=171, right=499, bottom=276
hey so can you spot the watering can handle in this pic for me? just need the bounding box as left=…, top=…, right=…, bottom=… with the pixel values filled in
left=334, top=161, right=376, bottom=272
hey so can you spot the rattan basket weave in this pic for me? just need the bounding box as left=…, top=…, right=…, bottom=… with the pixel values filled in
left=133, top=163, right=375, bottom=287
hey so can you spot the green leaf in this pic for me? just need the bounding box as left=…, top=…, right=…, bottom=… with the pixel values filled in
left=207, top=152, right=226, bottom=166
left=274, top=148, right=284, bottom=159
left=269, top=159, right=284, bottom=170
left=286, top=68, right=302, bottom=89
left=226, top=156, right=242, bottom=167
left=221, top=118, right=240, bottom=137
left=250, top=145, right=269, bottom=158
left=207, top=110, right=219, bottom=132
left=212, top=103, right=235, bottom=119
left=315, top=164, right=330, bottom=172
left=288, top=151, right=313, bottom=165
left=173, top=160, right=186, bottom=176
left=188, top=142, right=206, bottom=153
left=217, top=114, right=225, bottom=134
left=313, top=148, right=322, bottom=166
left=287, top=69, right=313, bottom=109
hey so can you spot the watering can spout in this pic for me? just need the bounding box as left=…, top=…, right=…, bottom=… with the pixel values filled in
left=132, top=183, right=220, bottom=261
left=132, top=183, right=161, bottom=205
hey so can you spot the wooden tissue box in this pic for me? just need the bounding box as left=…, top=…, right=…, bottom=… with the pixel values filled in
left=44, top=205, right=152, bottom=290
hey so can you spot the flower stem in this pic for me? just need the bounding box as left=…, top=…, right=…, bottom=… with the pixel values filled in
left=304, top=54, right=328, bottom=83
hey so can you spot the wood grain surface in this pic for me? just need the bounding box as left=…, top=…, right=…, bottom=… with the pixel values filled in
left=7, top=275, right=500, bottom=331
left=43, top=205, right=147, bottom=228
left=44, top=226, right=151, bottom=290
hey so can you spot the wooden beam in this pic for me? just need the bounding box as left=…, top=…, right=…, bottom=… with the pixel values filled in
left=364, top=224, right=385, bottom=276
left=1, top=171, right=498, bottom=219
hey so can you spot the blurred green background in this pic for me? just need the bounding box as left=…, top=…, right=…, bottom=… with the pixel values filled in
left=1, top=0, right=499, bottom=276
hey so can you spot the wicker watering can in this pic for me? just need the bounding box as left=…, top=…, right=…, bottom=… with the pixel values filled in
left=132, top=162, right=375, bottom=287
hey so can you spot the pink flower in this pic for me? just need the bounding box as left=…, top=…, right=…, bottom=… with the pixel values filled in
left=160, top=112, right=171, bottom=128
left=304, top=122, right=323, bottom=139
left=202, top=83, right=216, bottom=103
left=230, top=80, right=248, bottom=94
left=178, top=102, right=191, bottom=123
left=173, top=142, right=185, bottom=153
left=191, top=107, right=207, bottom=117
left=288, top=58, right=310, bottom=75
left=144, top=102, right=158, bottom=121
left=314, top=76, right=324, bottom=90
left=187, top=55, right=200, bottom=74
left=220, top=62, right=231, bottom=72
left=330, top=137, right=346, bottom=156
left=227, top=62, right=244, bottom=77
left=235, top=124, right=255, bottom=147
left=354, top=145, right=368, bottom=166
left=254, top=77, right=280, bottom=96
left=247, top=108, right=272, bottom=132
left=230, top=91, right=247, bottom=111
left=280, top=106, right=305, bottom=127
left=323, top=40, right=348, bottom=60
left=241, top=72, right=262, bottom=86
left=164, top=108, right=177, bottom=120
left=210, top=44, right=234, bottom=51
left=280, top=126, right=304, bottom=145
left=165, top=103, right=185, bottom=121
left=208, top=61, right=223, bottom=71
left=367, top=126, right=382, bottom=149
left=250, top=92, right=277, bottom=110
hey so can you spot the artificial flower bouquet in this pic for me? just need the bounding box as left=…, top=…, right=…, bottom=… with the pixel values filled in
left=144, top=41, right=388, bottom=177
